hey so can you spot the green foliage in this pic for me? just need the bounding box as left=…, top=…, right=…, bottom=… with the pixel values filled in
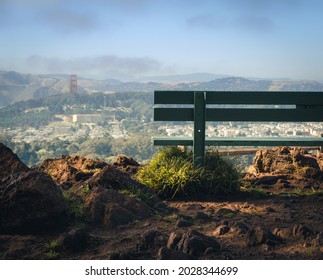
left=43, top=239, right=60, bottom=260
left=137, top=147, right=241, bottom=199
left=63, top=192, right=85, bottom=220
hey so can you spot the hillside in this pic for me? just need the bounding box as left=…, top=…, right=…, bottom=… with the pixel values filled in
left=1, top=70, right=323, bottom=107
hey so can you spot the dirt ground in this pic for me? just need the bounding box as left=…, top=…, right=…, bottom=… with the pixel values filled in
left=1, top=190, right=322, bottom=260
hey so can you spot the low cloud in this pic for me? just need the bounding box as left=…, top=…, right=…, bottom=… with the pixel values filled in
left=26, top=55, right=161, bottom=80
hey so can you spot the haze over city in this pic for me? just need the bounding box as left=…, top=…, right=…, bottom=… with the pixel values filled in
left=1, top=0, right=323, bottom=81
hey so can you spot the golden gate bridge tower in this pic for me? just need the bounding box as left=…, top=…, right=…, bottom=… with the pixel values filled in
left=70, top=74, right=77, bottom=95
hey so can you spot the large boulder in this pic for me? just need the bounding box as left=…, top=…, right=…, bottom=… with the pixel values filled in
left=0, top=143, right=29, bottom=180
left=0, top=171, right=67, bottom=233
left=84, top=187, right=152, bottom=227
left=252, top=147, right=322, bottom=179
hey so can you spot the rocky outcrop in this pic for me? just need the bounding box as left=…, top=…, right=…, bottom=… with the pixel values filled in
left=252, top=147, right=321, bottom=178
left=0, top=171, right=67, bottom=233
left=84, top=187, right=152, bottom=227
left=39, top=155, right=107, bottom=187
left=245, top=147, right=323, bottom=192
left=113, top=155, right=140, bottom=175
left=0, top=143, right=29, bottom=180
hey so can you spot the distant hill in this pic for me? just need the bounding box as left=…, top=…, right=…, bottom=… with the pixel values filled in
left=1, top=70, right=323, bottom=107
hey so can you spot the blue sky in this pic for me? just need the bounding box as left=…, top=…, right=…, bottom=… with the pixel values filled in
left=1, top=0, right=323, bottom=80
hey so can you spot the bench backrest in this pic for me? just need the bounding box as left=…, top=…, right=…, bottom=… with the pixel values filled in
left=154, top=91, right=323, bottom=122
left=154, top=91, right=323, bottom=166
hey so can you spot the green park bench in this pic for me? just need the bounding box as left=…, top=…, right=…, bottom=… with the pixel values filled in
left=153, top=91, right=323, bottom=166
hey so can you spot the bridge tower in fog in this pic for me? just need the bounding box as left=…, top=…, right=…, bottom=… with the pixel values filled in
left=70, top=74, right=77, bottom=95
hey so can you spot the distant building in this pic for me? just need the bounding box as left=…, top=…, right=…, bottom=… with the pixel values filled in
left=72, top=114, right=105, bottom=124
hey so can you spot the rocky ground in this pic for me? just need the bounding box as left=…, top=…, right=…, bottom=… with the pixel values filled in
left=0, top=143, right=322, bottom=260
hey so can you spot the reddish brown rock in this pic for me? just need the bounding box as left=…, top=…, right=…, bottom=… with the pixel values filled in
left=84, top=187, right=152, bottom=227
left=0, top=143, right=29, bottom=180
left=0, top=171, right=67, bottom=233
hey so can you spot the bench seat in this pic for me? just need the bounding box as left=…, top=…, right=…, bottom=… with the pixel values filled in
left=153, top=136, right=323, bottom=147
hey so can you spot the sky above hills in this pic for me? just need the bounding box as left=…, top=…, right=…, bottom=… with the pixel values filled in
left=1, top=0, right=323, bottom=81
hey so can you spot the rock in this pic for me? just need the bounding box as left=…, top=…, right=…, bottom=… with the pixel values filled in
left=176, top=229, right=221, bottom=257
left=233, top=222, right=250, bottom=234
left=292, top=224, right=314, bottom=239
left=246, top=227, right=283, bottom=247
left=256, top=175, right=279, bottom=185
left=57, top=227, right=90, bottom=252
left=86, top=165, right=132, bottom=190
left=311, top=232, right=323, bottom=247
left=186, top=204, right=205, bottom=211
left=112, top=155, right=140, bottom=174
left=213, top=225, right=230, bottom=236
left=0, top=171, right=67, bottom=233
left=157, top=246, right=192, bottom=260
left=176, top=219, right=194, bottom=228
left=217, top=208, right=238, bottom=217
left=252, top=147, right=322, bottom=179
left=84, top=187, right=152, bottom=227
left=167, top=231, right=183, bottom=249
left=39, top=155, right=107, bottom=186
left=0, top=143, right=29, bottom=180
left=141, top=230, right=168, bottom=249
left=264, top=206, right=275, bottom=213
left=273, top=228, right=293, bottom=239
left=195, top=211, right=210, bottom=220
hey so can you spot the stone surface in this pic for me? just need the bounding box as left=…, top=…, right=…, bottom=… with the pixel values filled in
left=172, top=229, right=221, bottom=257
left=39, top=155, right=107, bottom=186
left=213, top=225, right=230, bottom=236
left=0, top=171, right=67, bottom=233
left=252, top=147, right=322, bottom=179
left=0, top=143, right=29, bottom=180
left=157, top=246, right=192, bottom=260
left=84, top=187, right=152, bottom=227
left=57, top=227, right=90, bottom=252
left=246, top=227, right=283, bottom=247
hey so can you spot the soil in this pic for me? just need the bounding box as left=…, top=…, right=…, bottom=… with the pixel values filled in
left=1, top=191, right=322, bottom=260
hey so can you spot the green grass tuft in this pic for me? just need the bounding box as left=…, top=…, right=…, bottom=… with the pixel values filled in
left=137, top=147, right=241, bottom=199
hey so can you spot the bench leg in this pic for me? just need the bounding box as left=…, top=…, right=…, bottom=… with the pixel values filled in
left=193, top=92, right=206, bottom=167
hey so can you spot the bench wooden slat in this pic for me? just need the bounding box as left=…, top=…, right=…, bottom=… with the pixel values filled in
left=153, top=137, right=323, bottom=147
left=154, top=108, right=323, bottom=122
left=206, top=108, right=323, bottom=122
left=155, top=91, right=323, bottom=105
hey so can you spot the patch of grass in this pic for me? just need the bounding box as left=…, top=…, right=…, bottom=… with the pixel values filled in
left=63, top=192, right=85, bottom=220
left=43, top=239, right=60, bottom=260
left=44, top=239, right=59, bottom=250
left=137, top=147, right=241, bottom=199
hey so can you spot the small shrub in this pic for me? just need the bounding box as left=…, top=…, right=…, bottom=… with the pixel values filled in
left=137, top=147, right=241, bottom=199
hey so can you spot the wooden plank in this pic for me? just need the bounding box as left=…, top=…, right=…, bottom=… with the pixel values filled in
left=204, top=137, right=323, bottom=146
left=153, top=137, right=323, bottom=147
left=154, top=108, right=194, bottom=121
left=154, top=108, right=323, bottom=122
left=193, top=92, right=206, bottom=166
left=153, top=137, right=193, bottom=146
left=154, top=90, right=323, bottom=105
left=205, top=108, right=323, bottom=122
left=154, top=91, right=194, bottom=104
left=205, top=91, right=323, bottom=105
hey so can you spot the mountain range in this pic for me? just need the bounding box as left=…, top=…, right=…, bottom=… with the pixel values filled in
left=1, top=70, right=323, bottom=107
